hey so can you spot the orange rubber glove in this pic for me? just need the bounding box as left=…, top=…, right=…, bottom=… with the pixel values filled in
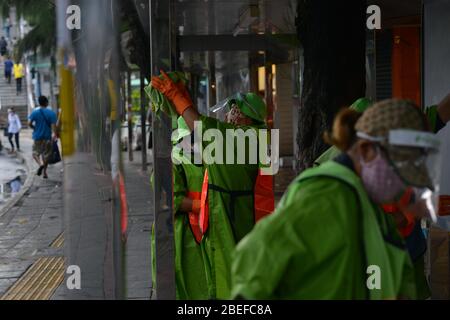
left=151, top=70, right=193, bottom=115
left=192, top=199, right=201, bottom=215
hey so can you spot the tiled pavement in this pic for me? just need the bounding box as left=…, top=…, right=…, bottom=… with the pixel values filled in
left=0, top=130, right=66, bottom=299
left=122, top=151, right=154, bottom=300
left=0, top=164, right=64, bottom=296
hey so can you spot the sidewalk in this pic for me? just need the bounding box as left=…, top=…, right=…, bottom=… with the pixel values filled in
left=0, top=130, right=64, bottom=299
left=0, top=129, right=34, bottom=214
left=122, top=150, right=153, bottom=300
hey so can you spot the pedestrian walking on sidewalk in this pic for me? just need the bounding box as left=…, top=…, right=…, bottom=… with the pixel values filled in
left=28, top=96, right=57, bottom=179
left=3, top=18, right=11, bottom=40
left=13, top=60, right=24, bottom=95
left=7, top=108, right=21, bottom=153
left=4, top=56, right=13, bottom=84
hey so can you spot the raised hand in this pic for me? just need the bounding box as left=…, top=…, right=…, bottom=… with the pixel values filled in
left=151, top=70, right=193, bottom=115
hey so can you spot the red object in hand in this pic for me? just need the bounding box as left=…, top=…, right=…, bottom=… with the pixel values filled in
left=151, top=70, right=193, bottom=115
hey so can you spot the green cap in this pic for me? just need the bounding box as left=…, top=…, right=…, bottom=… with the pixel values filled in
left=350, top=97, right=373, bottom=113
left=230, top=92, right=267, bottom=123
left=172, top=117, right=191, bottom=144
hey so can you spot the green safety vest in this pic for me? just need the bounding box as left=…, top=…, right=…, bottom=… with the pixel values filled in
left=151, top=153, right=211, bottom=300
left=199, top=115, right=267, bottom=300
left=231, top=161, right=416, bottom=299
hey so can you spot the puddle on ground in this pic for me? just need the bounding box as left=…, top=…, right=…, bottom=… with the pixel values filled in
left=0, top=155, right=27, bottom=206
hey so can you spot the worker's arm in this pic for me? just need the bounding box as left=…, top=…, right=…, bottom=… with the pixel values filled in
left=181, top=108, right=200, bottom=131
left=151, top=71, right=200, bottom=131
left=179, top=197, right=201, bottom=214
left=179, top=197, right=193, bottom=213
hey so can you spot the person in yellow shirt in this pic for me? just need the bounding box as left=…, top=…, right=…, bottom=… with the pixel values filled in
left=13, top=61, right=24, bottom=95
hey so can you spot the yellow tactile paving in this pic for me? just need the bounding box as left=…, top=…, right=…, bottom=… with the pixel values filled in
left=50, top=232, right=65, bottom=248
left=0, top=257, right=65, bottom=300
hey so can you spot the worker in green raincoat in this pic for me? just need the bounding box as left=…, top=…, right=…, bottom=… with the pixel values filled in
left=314, top=97, right=373, bottom=166
left=172, top=117, right=211, bottom=299
left=231, top=99, right=442, bottom=299
left=151, top=117, right=210, bottom=299
left=313, top=95, right=450, bottom=300
left=151, top=72, right=274, bottom=300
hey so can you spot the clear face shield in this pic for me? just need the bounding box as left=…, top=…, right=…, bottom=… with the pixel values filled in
left=384, top=130, right=442, bottom=223
left=209, top=92, right=261, bottom=123
left=210, top=96, right=232, bottom=121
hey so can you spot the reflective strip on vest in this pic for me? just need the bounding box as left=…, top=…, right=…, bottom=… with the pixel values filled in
left=382, top=188, right=414, bottom=213
left=187, top=191, right=202, bottom=244
left=254, top=170, right=275, bottom=222
left=199, top=169, right=209, bottom=236
left=199, top=168, right=275, bottom=239
left=382, top=188, right=415, bottom=238
left=119, top=173, right=128, bottom=240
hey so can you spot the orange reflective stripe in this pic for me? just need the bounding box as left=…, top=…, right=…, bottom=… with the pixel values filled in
left=199, top=170, right=209, bottom=235
left=119, top=173, right=128, bottom=240
left=400, top=188, right=413, bottom=206
left=382, top=204, right=398, bottom=213
left=382, top=188, right=416, bottom=238
left=254, top=170, right=275, bottom=222
left=383, top=188, right=414, bottom=213
left=187, top=191, right=201, bottom=200
left=187, top=191, right=202, bottom=243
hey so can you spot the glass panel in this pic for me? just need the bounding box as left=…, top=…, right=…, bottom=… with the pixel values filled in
left=57, top=0, right=124, bottom=299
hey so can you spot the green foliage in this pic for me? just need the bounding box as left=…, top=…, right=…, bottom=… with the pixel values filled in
left=131, top=88, right=141, bottom=112
left=0, top=0, right=56, bottom=59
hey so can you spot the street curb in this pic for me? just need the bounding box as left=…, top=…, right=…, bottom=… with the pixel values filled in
left=0, top=147, right=36, bottom=218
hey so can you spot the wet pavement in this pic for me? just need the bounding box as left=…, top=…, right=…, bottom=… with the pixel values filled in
left=0, top=130, right=65, bottom=297
left=0, top=164, right=63, bottom=295
left=0, top=151, right=27, bottom=211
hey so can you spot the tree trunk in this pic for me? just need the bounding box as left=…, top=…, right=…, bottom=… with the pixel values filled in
left=296, top=0, right=366, bottom=172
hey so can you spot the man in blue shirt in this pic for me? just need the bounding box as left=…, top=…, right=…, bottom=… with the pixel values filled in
left=4, top=56, right=13, bottom=84
left=28, top=96, right=57, bottom=179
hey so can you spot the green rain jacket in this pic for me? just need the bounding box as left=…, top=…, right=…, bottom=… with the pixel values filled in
left=199, top=115, right=267, bottom=299
left=313, top=104, right=442, bottom=299
left=231, top=161, right=416, bottom=299
left=173, top=156, right=211, bottom=300
left=151, top=153, right=210, bottom=300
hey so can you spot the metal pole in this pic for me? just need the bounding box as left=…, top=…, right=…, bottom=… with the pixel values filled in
left=127, top=73, right=134, bottom=162
left=149, top=0, right=176, bottom=300
left=140, top=72, right=148, bottom=171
